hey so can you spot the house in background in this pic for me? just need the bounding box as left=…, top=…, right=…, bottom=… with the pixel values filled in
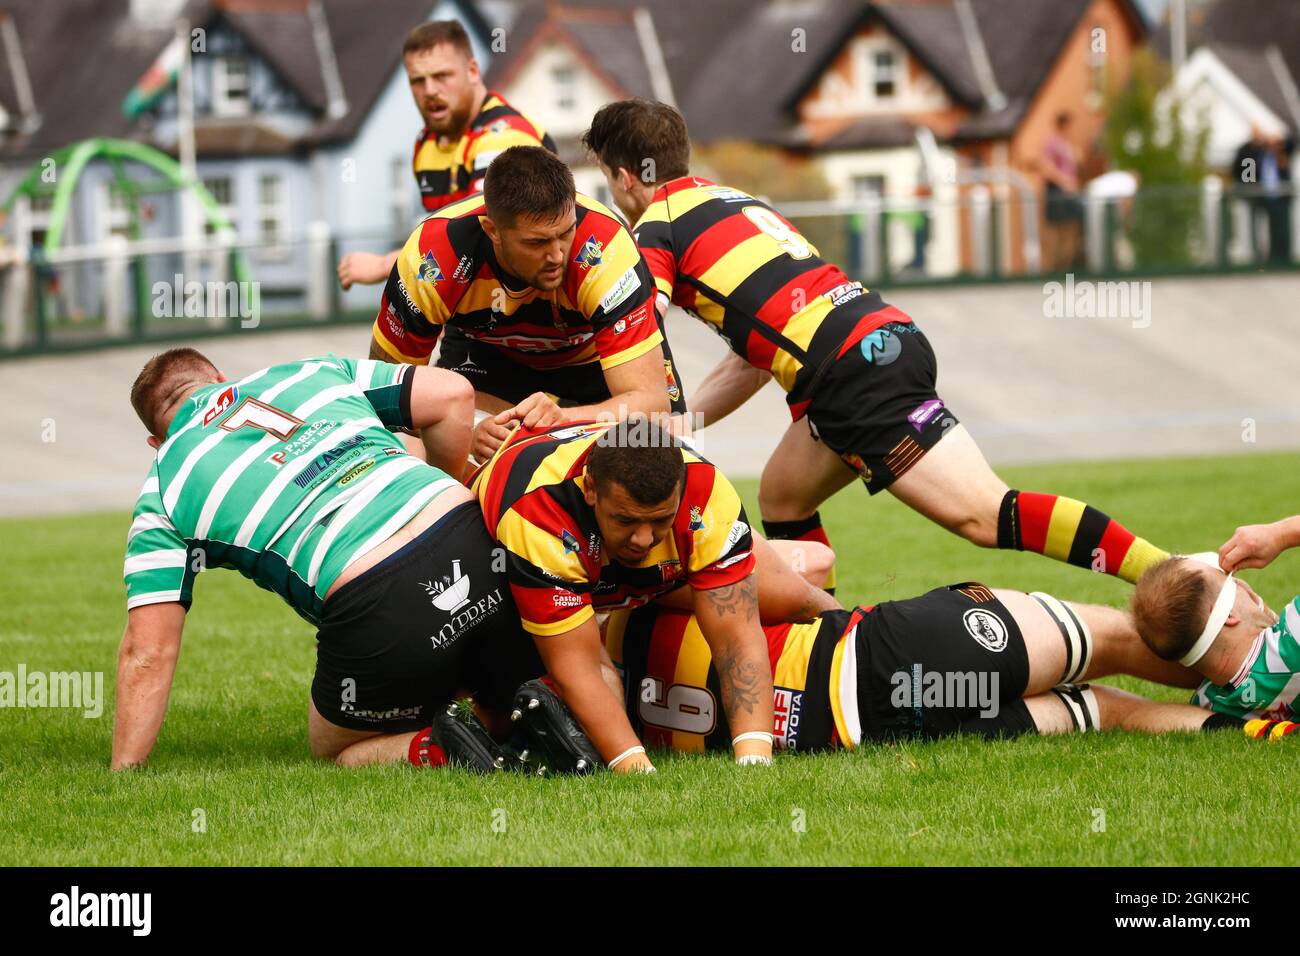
left=488, top=0, right=1149, bottom=277
left=0, top=0, right=498, bottom=320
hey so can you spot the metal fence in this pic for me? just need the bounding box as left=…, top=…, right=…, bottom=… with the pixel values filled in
left=1, top=178, right=1297, bottom=357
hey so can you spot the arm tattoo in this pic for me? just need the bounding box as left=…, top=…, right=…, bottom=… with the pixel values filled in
left=704, top=576, right=763, bottom=717
left=369, top=338, right=395, bottom=362
left=714, top=648, right=765, bottom=718
left=701, top=576, right=758, bottom=622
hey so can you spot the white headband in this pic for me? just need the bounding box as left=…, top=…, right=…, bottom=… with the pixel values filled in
left=1179, top=552, right=1236, bottom=667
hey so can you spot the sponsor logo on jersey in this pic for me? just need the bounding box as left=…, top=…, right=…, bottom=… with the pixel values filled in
left=963, top=608, right=1009, bottom=653
left=552, top=590, right=585, bottom=608
left=707, top=186, right=752, bottom=203
left=561, top=529, right=582, bottom=555
left=599, top=266, right=642, bottom=313
left=713, top=550, right=752, bottom=571
left=417, top=250, right=444, bottom=283
left=824, top=280, right=865, bottom=308
left=773, top=686, right=804, bottom=750
left=293, top=434, right=368, bottom=489
left=688, top=505, right=705, bottom=532
left=725, top=520, right=749, bottom=551
left=908, top=399, right=945, bottom=431
left=587, top=532, right=602, bottom=561
left=422, top=561, right=505, bottom=650
left=337, top=459, right=375, bottom=486
left=201, top=385, right=241, bottom=426
left=452, top=254, right=476, bottom=283
left=339, top=703, right=425, bottom=722
left=859, top=328, right=902, bottom=365
left=424, top=559, right=472, bottom=612
left=614, top=318, right=627, bottom=333
left=658, top=559, right=683, bottom=583
left=575, top=236, right=604, bottom=269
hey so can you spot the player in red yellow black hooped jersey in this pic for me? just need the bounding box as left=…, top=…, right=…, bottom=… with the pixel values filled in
left=606, top=581, right=1237, bottom=753
left=584, top=99, right=1170, bottom=592
left=471, top=418, right=840, bottom=773
left=371, top=146, right=687, bottom=462
left=338, top=20, right=556, bottom=291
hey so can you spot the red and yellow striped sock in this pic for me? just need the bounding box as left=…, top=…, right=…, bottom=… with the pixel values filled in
left=997, top=490, right=1168, bottom=584
left=1244, top=718, right=1300, bottom=740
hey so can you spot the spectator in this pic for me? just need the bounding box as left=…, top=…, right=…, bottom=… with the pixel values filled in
left=1041, top=112, right=1083, bottom=271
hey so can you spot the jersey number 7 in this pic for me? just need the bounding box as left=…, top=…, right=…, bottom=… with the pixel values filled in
left=219, top=397, right=303, bottom=441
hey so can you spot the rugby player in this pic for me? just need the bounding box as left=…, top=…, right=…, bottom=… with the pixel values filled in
left=1132, top=552, right=1300, bottom=739
left=582, top=99, right=1170, bottom=592
left=114, top=349, right=543, bottom=771
left=472, top=418, right=841, bottom=773
left=605, top=581, right=1246, bottom=754
left=370, top=145, right=686, bottom=463
left=337, top=20, right=555, bottom=290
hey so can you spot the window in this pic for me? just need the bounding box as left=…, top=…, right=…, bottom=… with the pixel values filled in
left=257, top=173, right=288, bottom=257
left=852, top=174, right=886, bottom=201
left=213, top=56, right=251, bottom=117
left=552, top=65, right=577, bottom=112
left=873, top=49, right=897, bottom=99
left=202, top=175, right=236, bottom=235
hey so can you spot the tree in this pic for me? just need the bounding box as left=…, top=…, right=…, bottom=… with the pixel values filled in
left=1101, top=49, right=1210, bottom=267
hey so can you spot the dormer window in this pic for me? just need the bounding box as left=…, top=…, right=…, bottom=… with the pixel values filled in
left=873, top=49, right=897, bottom=99
left=552, top=64, right=577, bottom=112
left=213, top=56, right=251, bottom=117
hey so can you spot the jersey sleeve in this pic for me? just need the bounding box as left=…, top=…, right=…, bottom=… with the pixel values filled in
left=684, top=466, right=756, bottom=591
left=336, top=357, right=416, bottom=431
left=634, top=214, right=678, bottom=304
left=124, top=472, right=197, bottom=611
left=575, top=218, right=662, bottom=372
left=494, top=500, right=596, bottom=637
left=370, top=223, right=452, bottom=365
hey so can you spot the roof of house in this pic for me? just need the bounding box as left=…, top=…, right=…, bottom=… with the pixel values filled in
left=489, top=0, right=1147, bottom=150
left=0, top=0, right=485, bottom=161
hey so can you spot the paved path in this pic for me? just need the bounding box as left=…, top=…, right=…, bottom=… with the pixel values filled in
left=3, top=273, right=1298, bottom=517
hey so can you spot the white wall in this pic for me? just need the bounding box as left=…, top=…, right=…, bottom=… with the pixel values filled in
left=501, top=39, right=620, bottom=140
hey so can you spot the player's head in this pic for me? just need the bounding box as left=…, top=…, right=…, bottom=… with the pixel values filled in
left=481, top=146, right=577, bottom=292
left=583, top=99, right=690, bottom=223
left=130, top=347, right=224, bottom=448
left=583, top=419, right=686, bottom=564
left=1131, top=556, right=1275, bottom=676
left=403, top=20, right=483, bottom=137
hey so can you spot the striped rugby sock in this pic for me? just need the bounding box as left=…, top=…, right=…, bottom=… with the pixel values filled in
left=1244, top=718, right=1300, bottom=741
left=997, top=490, right=1169, bottom=584
left=762, top=513, right=836, bottom=595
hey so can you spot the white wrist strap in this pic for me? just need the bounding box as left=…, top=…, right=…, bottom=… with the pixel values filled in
left=607, top=745, right=646, bottom=770
left=732, top=731, right=774, bottom=747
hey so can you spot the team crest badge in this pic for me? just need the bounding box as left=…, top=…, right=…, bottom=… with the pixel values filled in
left=575, top=236, right=603, bottom=269
left=658, top=559, right=683, bottom=582
left=688, top=505, right=704, bottom=532
left=417, top=250, right=444, bottom=283
left=561, top=529, right=582, bottom=556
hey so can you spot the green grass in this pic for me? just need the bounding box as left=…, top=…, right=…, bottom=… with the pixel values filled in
left=2, top=451, right=1299, bottom=866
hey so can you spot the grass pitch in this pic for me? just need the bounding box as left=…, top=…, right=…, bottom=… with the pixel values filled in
left=2, top=451, right=1299, bottom=866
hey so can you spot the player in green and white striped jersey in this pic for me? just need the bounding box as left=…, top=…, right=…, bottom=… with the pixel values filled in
left=1133, top=540, right=1300, bottom=739
left=115, top=348, right=543, bottom=771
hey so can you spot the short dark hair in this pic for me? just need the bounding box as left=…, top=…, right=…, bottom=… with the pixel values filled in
left=483, top=146, right=576, bottom=226
left=130, top=347, right=219, bottom=438
left=587, top=420, right=685, bottom=506
left=582, top=98, right=690, bottom=185
left=403, top=19, right=473, bottom=59
left=1130, top=558, right=1215, bottom=662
